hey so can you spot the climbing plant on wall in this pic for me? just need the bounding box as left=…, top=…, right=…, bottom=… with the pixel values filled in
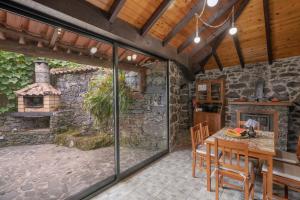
left=0, top=50, right=81, bottom=114
left=83, top=72, right=134, bottom=130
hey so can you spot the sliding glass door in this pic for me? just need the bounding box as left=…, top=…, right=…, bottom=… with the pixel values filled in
left=117, top=46, right=169, bottom=173
left=0, top=4, right=169, bottom=200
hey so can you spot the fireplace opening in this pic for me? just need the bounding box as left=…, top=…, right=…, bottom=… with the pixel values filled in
left=24, top=96, right=44, bottom=108
left=240, top=113, right=273, bottom=132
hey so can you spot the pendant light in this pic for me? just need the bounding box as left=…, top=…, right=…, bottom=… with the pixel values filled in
left=194, top=14, right=201, bottom=44
left=229, top=6, right=237, bottom=35
left=207, top=0, right=218, bottom=7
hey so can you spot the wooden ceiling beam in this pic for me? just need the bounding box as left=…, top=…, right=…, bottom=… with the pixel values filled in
left=108, top=0, right=126, bottom=23
left=49, top=28, right=60, bottom=47
left=140, top=0, right=174, bottom=36
left=191, top=0, right=249, bottom=65
left=193, top=52, right=212, bottom=74
left=8, top=0, right=192, bottom=80
left=212, top=49, right=223, bottom=71
left=232, top=34, right=245, bottom=68
left=177, top=0, right=239, bottom=54
left=162, top=0, right=206, bottom=46
left=263, top=0, right=272, bottom=65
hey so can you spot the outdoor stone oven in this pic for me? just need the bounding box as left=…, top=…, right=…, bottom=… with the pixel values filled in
left=15, top=60, right=61, bottom=112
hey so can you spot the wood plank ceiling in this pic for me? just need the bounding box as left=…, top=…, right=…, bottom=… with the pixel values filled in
left=86, top=0, right=300, bottom=73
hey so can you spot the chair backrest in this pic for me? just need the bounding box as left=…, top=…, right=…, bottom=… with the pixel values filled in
left=297, top=137, right=300, bottom=159
left=239, top=120, right=260, bottom=130
left=190, top=122, right=210, bottom=151
left=214, top=138, right=250, bottom=175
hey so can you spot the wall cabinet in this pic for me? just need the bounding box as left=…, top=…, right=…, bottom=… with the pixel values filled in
left=194, top=79, right=225, bottom=134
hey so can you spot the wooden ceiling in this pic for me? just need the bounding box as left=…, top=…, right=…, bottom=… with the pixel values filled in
left=85, top=0, right=300, bottom=72
left=0, top=10, right=157, bottom=71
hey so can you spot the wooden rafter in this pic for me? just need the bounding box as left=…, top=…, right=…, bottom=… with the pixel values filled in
left=263, top=0, right=272, bottom=65
left=212, top=49, right=223, bottom=71
left=141, top=0, right=174, bottom=36
left=232, top=34, right=245, bottom=68
left=108, top=0, right=126, bottom=23
left=194, top=52, right=212, bottom=74
left=17, top=0, right=191, bottom=77
left=162, top=0, right=205, bottom=46
left=177, top=0, right=238, bottom=54
left=49, top=28, right=60, bottom=47
left=191, top=0, right=249, bottom=64
left=118, top=49, right=127, bottom=61
left=138, top=56, right=149, bottom=65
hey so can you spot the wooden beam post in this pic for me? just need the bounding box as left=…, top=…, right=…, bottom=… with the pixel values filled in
left=162, top=0, right=205, bottom=46
left=140, top=0, right=174, bottom=36
left=263, top=0, right=273, bottom=65
left=212, top=50, right=223, bottom=71
left=108, top=0, right=126, bottom=23
left=232, top=34, right=245, bottom=68
left=177, top=0, right=238, bottom=54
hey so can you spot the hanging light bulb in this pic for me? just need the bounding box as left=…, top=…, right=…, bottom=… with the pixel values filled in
left=207, top=0, right=218, bottom=7
left=132, top=54, right=137, bottom=61
left=90, top=47, right=98, bottom=54
left=229, top=6, right=237, bottom=35
left=127, top=55, right=132, bottom=61
left=229, top=27, right=237, bottom=35
left=194, top=14, right=201, bottom=44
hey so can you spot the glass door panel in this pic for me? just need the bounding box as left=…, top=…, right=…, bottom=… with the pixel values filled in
left=211, top=82, right=221, bottom=101
left=0, top=9, right=115, bottom=200
left=117, top=47, right=168, bottom=172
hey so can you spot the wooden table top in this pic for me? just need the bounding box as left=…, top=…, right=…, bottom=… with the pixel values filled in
left=205, top=127, right=276, bottom=156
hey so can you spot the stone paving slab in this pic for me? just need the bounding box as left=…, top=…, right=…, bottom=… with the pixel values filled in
left=0, top=144, right=159, bottom=200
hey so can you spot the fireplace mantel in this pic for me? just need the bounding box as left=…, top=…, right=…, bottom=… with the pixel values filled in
left=228, top=101, right=292, bottom=106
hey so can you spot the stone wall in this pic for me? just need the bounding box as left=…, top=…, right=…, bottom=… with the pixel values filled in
left=195, top=56, right=300, bottom=151
left=169, top=62, right=193, bottom=151
left=120, top=62, right=168, bottom=150
left=52, top=70, right=103, bottom=131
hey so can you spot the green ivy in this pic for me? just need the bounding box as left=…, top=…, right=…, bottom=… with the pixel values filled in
left=0, top=50, right=81, bottom=114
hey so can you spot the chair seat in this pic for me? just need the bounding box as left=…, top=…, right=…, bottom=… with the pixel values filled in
left=196, top=144, right=217, bottom=156
left=262, top=160, right=300, bottom=182
left=219, top=158, right=255, bottom=179
left=274, top=150, right=300, bottom=164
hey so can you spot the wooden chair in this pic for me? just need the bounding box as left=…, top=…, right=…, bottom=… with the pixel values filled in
left=190, top=121, right=214, bottom=177
left=274, top=137, right=300, bottom=165
left=238, top=120, right=260, bottom=130
left=262, top=160, right=300, bottom=200
left=214, top=138, right=255, bottom=200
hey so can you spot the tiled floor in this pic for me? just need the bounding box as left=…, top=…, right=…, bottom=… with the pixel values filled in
left=92, top=149, right=298, bottom=200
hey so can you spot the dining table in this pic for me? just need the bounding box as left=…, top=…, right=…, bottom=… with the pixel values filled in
left=205, top=127, right=276, bottom=200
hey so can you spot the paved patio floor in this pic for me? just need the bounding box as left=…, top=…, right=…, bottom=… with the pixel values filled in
left=92, top=149, right=299, bottom=200
left=0, top=144, right=159, bottom=200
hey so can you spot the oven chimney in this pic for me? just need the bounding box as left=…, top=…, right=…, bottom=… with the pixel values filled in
left=34, top=60, right=50, bottom=84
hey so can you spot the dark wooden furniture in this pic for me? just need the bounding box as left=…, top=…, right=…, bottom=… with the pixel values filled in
left=194, top=79, right=225, bottom=135
left=205, top=128, right=275, bottom=200
left=214, top=138, right=255, bottom=200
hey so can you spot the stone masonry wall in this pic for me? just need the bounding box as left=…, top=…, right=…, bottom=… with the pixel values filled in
left=52, top=71, right=102, bottom=131
left=195, top=56, right=300, bottom=151
left=169, top=62, right=193, bottom=151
